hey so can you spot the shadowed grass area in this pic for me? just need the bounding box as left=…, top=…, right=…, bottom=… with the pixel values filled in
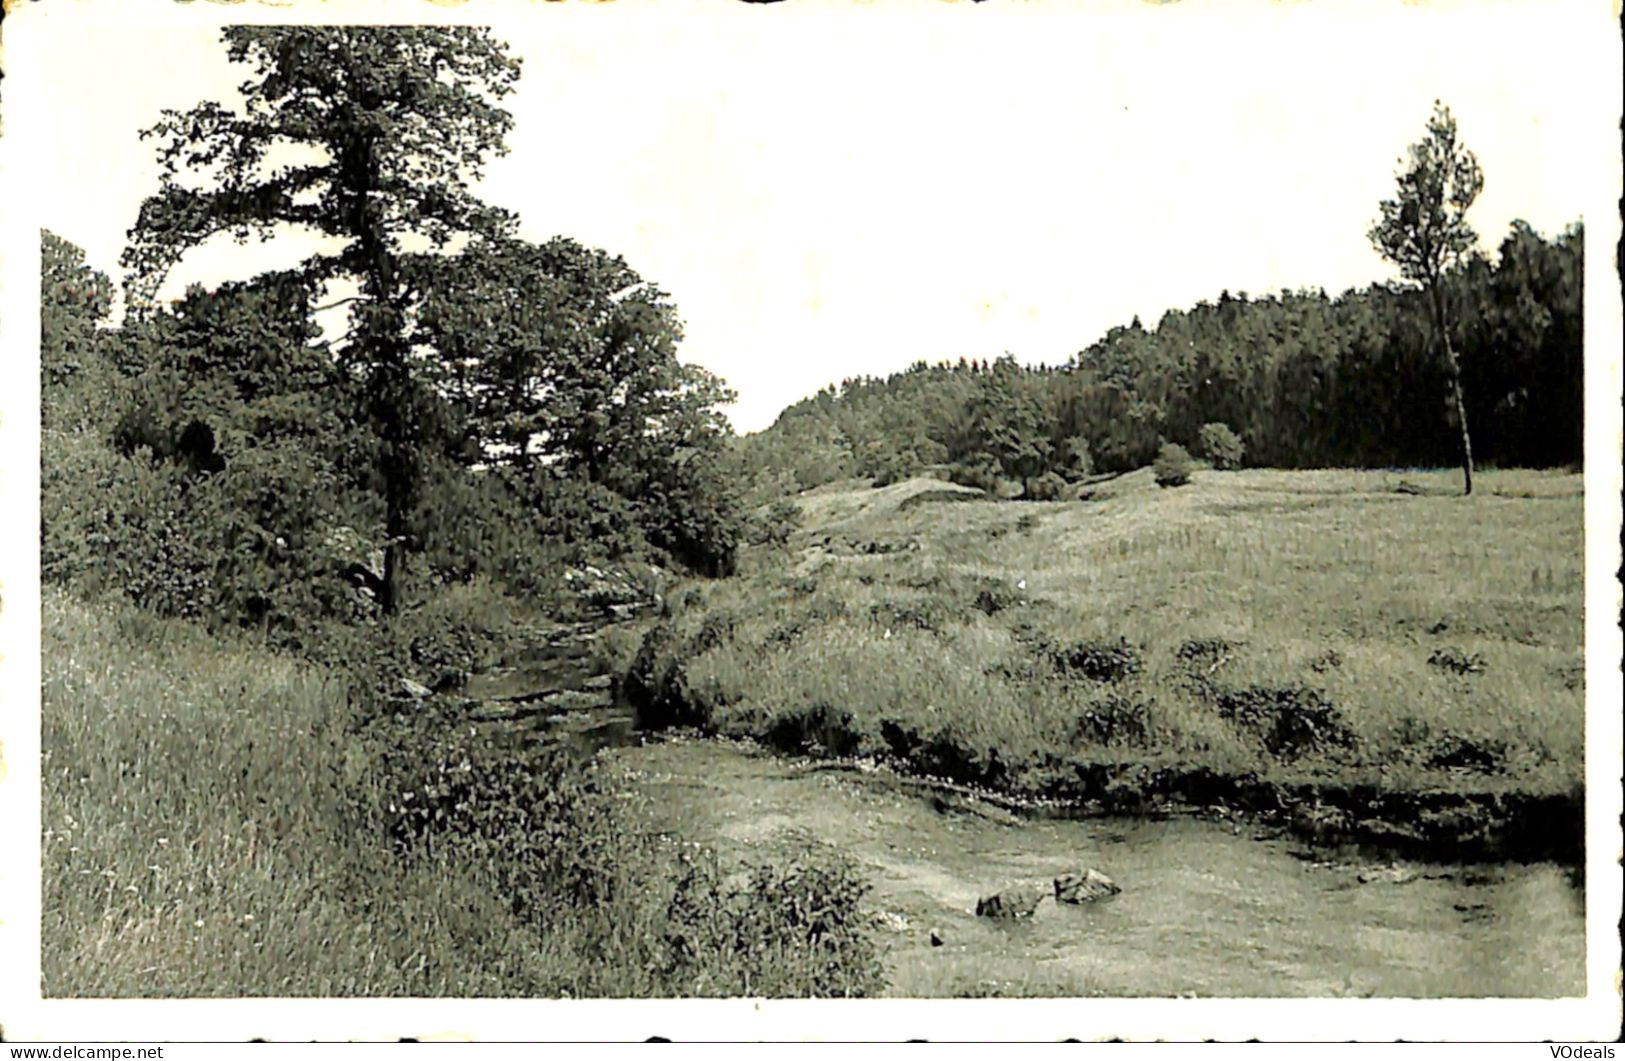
left=624, top=468, right=1585, bottom=858
left=42, top=591, right=884, bottom=997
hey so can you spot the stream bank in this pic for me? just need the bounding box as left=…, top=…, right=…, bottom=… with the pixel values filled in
left=604, top=736, right=1584, bottom=998
left=440, top=609, right=1585, bottom=998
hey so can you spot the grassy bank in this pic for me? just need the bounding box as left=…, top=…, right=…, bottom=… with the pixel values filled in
left=623, top=468, right=1586, bottom=861
left=42, top=591, right=883, bottom=997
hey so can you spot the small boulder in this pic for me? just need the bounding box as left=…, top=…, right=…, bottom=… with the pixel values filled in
left=929, top=929, right=945, bottom=948
left=1053, top=868, right=1120, bottom=904
left=870, top=909, right=910, bottom=933
left=398, top=677, right=433, bottom=699
left=975, top=884, right=1043, bottom=919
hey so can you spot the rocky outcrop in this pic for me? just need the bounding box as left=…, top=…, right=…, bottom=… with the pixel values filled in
left=975, top=884, right=1043, bottom=919
left=1053, top=868, right=1120, bottom=904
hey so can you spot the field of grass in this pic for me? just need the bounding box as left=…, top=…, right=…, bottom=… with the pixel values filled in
left=626, top=467, right=1586, bottom=859
left=42, top=591, right=883, bottom=997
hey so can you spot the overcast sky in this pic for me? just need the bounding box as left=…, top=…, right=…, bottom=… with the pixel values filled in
left=8, top=0, right=1614, bottom=432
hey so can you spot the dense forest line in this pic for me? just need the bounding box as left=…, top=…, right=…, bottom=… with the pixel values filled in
left=739, top=220, right=1582, bottom=501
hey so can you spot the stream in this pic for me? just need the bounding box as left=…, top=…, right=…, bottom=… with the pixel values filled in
left=464, top=622, right=1585, bottom=998
left=605, top=738, right=1584, bottom=998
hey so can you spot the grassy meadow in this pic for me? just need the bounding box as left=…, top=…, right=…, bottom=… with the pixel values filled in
left=626, top=467, right=1586, bottom=858
left=42, top=591, right=883, bottom=997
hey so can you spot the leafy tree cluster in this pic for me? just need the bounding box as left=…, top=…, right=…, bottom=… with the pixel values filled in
left=42, top=27, right=745, bottom=640
left=739, top=218, right=1582, bottom=500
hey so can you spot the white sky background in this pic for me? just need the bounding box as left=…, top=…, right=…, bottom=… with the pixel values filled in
left=9, top=0, right=1614, bottom=433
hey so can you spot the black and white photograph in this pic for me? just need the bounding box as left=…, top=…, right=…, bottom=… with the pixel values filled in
left=0, top=0, right=1619, bottom=1043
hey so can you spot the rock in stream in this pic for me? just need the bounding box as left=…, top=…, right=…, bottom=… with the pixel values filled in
left=975, top=884, right=1044, bottom=919
left=1053, top=868, right=1120, bottom=904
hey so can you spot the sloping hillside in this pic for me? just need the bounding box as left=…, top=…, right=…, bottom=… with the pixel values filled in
left=625, top=467, right=1586, bottom=860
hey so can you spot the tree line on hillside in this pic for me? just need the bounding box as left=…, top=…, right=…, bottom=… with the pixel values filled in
left=740, top=216, right=1581, bottom=501
left=42, top=27, right=746, bottom=646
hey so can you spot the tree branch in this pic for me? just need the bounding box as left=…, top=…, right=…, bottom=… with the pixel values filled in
left=313, top=295, right=370, bottom=314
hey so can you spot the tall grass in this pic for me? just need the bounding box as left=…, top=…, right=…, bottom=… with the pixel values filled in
left=42, top=591, right=884, bottom=997
left=624, top=468, right=1585, bottom=850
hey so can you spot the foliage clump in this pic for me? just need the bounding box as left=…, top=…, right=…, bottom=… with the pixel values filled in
left=1424, top=733, right=1508, bottom=774
left=1072, top=692, right=1154, bottom=748
left=363, top=695, right=884, bottom=996
left=1024, top=471, right=1069, bottom=501
left=1153, top=443, right=1193, bottom=488
left=661, top=844, right=884, bottom=997
left=1197, top=423, right=1245, bottom=470
left=1428, top=646, right=1487, bottom=675
left=1040, top=636, right=1144, bottom=684
left=749, top=499, right=803, bottom=547
left=947, top=453, right=1006, bottom=496
left=1210, top=683, right=1354, bottom=760
left=1309, top=648, right=1345, bottom=673
left=1174, top=637, right=1239, bottom=668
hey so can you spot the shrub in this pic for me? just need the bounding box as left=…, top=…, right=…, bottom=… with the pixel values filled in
left=1424, top=733, right=1508, bottom=773
left=1153, top=443, right=1193, bottom=488
left=766, top=701, right=865, bottom=757
left=972, top=579, right=1024, bottom=615
left=1428, top=646, right=1487, bottom=675
left=363, top=693, right=885, bottom=997
left=1210, top=683, right=1354, bottom=760
left=1024, top=471, right=1068, bottom=501
left=749, top=499, right=802, bottom=547
left=878, top=720, right=1011, bottom=788
left=1309, top=648, right=1345, bottom=673
left=43, top=429, right=378, bottom=640
left=1175, top=637, right=1239, bottom=668
left=1041, top=636, right=1144, bottom=684
left=870, top=598, right=956, bottom=635
left=661, top=843, right=884, bottom=997
left=43, top=435, right=196, bottom=616
left=1197, top=423, right=1245, bottom=470
left=1072, top=692, right=1154, bottom=748
left=947, top=453, right=1005, bottom=496
left=1061, top=435, right=1094, bottom=478
left=390, top=579, right=522, bottom=690
left=634, top=456, right=745, bottom=579
left=623, top=620, right=737, bottom=730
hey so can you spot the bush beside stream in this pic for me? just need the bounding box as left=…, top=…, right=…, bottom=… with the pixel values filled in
left=42, top=591, right=884, bottom=997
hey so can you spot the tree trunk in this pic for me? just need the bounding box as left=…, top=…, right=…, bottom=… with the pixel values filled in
left=1430, top=282, right=1475, bottom=496
left=1447, top=363, right=1474, bottom=497
left=344, top=125, right=413, bottom=618
left=381, top=533, right=399, bottom=616
left=376, top=351, right=409, bottom=617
